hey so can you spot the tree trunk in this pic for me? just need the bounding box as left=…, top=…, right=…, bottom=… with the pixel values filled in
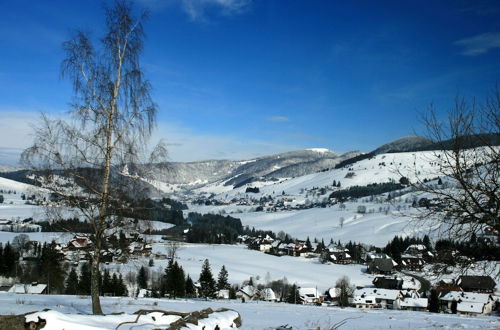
left=91, top=246, right=103, bottom=315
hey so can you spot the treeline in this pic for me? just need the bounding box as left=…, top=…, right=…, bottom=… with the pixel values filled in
left=144, top=259, right=234, bottom=300
left=65, top=265, right=127, bottom=297
left=0, top=242, right=18, bottom=277
left=383, top=235, right=432, bottom=263
left=329, top=182, right=404, bottom=201
left=39, top=218, right=93, bottom=233
left=435, top=235, right=500, bottom=263
left=118, top=198, right=186, bottom=225
left=185, top=213, right=243, bottom=244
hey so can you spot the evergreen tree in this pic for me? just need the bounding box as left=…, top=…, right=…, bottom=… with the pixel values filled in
left=137, top=266, right=148, bottom=289
left=286, top=284, right=300, bottom=304
left=0, top=244, right=4, bottom=275
left=2, top=242, right=18, bottom=277
left=64, top=268, right=79, bottom=295
left=38, top=241, right=66, bottom=293
left=198, top=259, right=216, bottom=299
left=305, top=237, right=312, bottom=251
left=185, top=275, right=196, bottom=298
left=164, top=260, right=186, bottom=298
left=229, top=285, right=237, bottom=299
left=428, top=289, right=440, bottom=313
left=216, top=265, right=229, bottom=291
left=117, top=274, right=128, bottom=297
left=111, top=273, right=119, bottom=296
left=423, top=235, right=432, bottom=251
left=148, top=259, right=154, bottom=267
left=101, top=269, right=112, bottom=295
left=78, top=263, right=92, bottom=295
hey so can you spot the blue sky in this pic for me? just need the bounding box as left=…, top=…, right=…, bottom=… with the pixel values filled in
left=0, top=0, right=499, bottom=164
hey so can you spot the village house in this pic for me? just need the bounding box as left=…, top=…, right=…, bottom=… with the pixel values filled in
left=236, top=285, right=257, bottom=302
left=368, top=258, right=396, bottom=275
left=67, top=236, right=92, bottom=250
left=353, top=288, right=420, bottom=309
left=217, top=289, right=230, bottom=299
left=400, top=254, right=425, bottom=270
left=298, top=287, right=321, bottom=305
left=372, top=276, right=403, bottom=290
left=395, top=297, right=428, bottom=311
left=259, top=288, right=277, bottom=302
left=352, top=288, right=400, bottom=309
left=8, top=283, right=47, bottom=294
left=326, top=245, right=352, bottom=264
left=439, top=291, right=496, bottom=315
left=456, top=275, right=496, bottom=293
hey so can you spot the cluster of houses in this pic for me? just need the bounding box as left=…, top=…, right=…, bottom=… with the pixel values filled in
left=0, top=218, right=41, bottom=233
left=352, top=274, right=498, bottom=316
left=242, top=234, right=355, bottom=261
left=223, top=274, right=498, bottom=316
left=63, top=234, right=154, bottom=263
left=243, top=234, right=437, bottom=274
left=17, top=233, right=154, bottom=266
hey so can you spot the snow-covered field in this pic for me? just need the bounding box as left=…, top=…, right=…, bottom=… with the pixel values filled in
left=103, top=243, right=373, bottom=292
left=0, top=293, right=498, bottom=329
left=188, top=196, right=437, bottom=247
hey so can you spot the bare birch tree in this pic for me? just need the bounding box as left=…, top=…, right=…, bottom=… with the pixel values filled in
left=412, top=87, right=499, bottom=242
left=22, top=0, right=166, bottom=314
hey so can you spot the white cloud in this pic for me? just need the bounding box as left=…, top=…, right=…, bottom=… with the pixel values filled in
left=0, top=110, right=300, bottom=165
left=152, top=121, right=299, bottom=162
left=137, top=0, right=251, bottom=22
left=454, top=32, right=500, bottom=56
left=181, top=0, right=251, bottom=21
left=267, top=116, right=289, bottom=122
left=0, top=111, right=39, bottom=165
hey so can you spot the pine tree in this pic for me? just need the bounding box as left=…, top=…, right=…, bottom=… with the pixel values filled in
left=2, top=242, right=17, bottom=277
left=164, top=260, right=186, bottom=298
left=64, top=268, right=79, bottom=295
left=101, top=269, right=112, bottom=296
left=198, top=259, right=216, bottom=299
left=137, top=266, right=148, bottom=289
left=428, top=289, right=440, bottom=313
left=117, top=274, right=128, bottom=297
left=38, top=241, right=66, bottom=293
left=305, top=237, right=312, bottom=251
left=111, top=273, right=119, bottom=296
left=216, top=265, right=229, bottom=291
left=78, top=263, right=92, bottom=295
left=185, top=275, right=196, bottom=298
left=286, top=284, right=300, bottom=304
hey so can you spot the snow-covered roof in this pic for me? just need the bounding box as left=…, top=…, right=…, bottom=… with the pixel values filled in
left=217, top=289, right=230, bottom=299
left=353, top=288, right=401, bottom=301
left=457, top=302, right=484, bottom=314
left=299, top=287, right=319, bottom=299
left=271, top=240, right=281, bottom=248
left=260, top=288, right=277, bottom=301
left=406, top=244, right=426, bottom=251
left=399, top=298, right=428, bottom=308
left=8, top=283, right=47, bottom=294
left=440, top=291, right=492, bottom=304
left=239, top=285, right=256, bottom=297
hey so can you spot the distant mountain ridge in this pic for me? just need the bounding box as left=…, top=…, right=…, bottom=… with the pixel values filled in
left=1, top=134, right=498, bottom=193
left=149, top=149, right=360, bottom=187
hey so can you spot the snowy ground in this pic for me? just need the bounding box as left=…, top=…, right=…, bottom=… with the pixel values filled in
left=188, top=197, right=438, bottom=247
left=0, top=293, right=498, bottom=329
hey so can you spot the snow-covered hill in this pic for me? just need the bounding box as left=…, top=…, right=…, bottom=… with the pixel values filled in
left=147, top=148, right=360, bottom=189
